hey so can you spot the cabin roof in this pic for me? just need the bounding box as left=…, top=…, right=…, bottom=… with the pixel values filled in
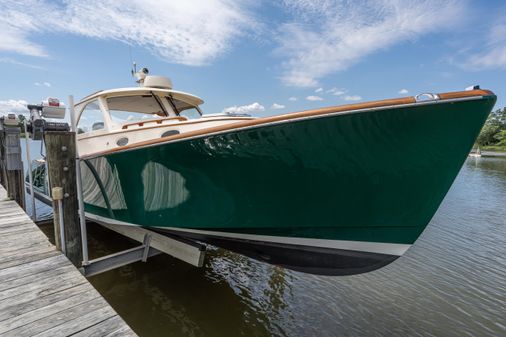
left=75, top=87, right=204, bottom=107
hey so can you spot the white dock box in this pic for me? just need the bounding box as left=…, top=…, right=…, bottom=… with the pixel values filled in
left=41, top=98, right=66, bottom=119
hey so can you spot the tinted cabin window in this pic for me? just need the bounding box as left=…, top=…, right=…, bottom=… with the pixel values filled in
left=166, top=97, right=202, bottom=119
left=179, top=107, right=201, bottom=119
left=77, top=100, right=104, bottom=134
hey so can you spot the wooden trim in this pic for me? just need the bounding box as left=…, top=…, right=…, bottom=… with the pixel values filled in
left=438, top=90, right=494, bottom=100
left=77, top=117, right=255, bottom=141
left=121, top=116, right=187, bottom=129
left=81, top=89, right=495, bottom=159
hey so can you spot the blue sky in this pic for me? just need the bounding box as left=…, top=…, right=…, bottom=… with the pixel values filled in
left=1, top=0, right=506, bottom=117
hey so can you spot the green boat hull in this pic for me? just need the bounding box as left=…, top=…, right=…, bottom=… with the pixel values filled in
left=81, top=94, right=496, bottom=275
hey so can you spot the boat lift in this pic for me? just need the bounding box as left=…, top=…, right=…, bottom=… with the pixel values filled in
left=23, top=96, right=205, bottom=277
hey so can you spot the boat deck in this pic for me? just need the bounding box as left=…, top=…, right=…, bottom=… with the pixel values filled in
left=0, top=184, right=137, bottom=336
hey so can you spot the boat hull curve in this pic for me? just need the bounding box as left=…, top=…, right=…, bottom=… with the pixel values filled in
left=80, top=93, right=496, bottom=275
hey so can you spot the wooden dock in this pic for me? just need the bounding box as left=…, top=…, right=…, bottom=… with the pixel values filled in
left=0, top=185, right=138, bottom=337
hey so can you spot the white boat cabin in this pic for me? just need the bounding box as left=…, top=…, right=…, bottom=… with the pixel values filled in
left=75, top=76, right=255, bottom=157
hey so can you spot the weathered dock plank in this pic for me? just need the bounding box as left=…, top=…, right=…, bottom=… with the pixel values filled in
left=0, top=266, right=86, bottom=302
left=71, top=315, right=134, bottom=337
left=2, top=297, right=110, bottom=337
left=0, top=239, right=55, bottom=255
left=0, top=255, right=68, bottom=283
left=0, top=242, right=55, bottom=261
left=0, top=265, right=75, bottom=293
left=31, top=304, right=117, bottom=337
left=0, top=229, right=51, bottom=247
left=0, top=266, right=88, bottom=322
left=0, top=287, right=98, bottom=335
left=0, top=284, right=96, bottom=334
left=0, top=249, right=60, bottom=270
left=105, top=325, right=140, bottom=337
left=0, top=222, right=41, bottom=234
left=0, top=185, right=138, bottom=336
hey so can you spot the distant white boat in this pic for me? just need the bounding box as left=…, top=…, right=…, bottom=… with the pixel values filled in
left=469, top=147, right=482, bottom=157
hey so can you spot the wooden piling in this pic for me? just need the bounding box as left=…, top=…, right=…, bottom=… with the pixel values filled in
left=0, top=125, right=6, bottom=187
left=44, top=131, right=83, bottom=267
left=0, top=125, right=25, bottom=210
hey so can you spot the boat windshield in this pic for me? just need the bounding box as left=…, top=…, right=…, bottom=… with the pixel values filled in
left=107, top=95, right=166, bottom=125
left=165, top=96, right=202, bottom=119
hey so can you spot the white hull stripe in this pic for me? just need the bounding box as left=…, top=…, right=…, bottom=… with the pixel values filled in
left=86, top=213, right=411, bottom=256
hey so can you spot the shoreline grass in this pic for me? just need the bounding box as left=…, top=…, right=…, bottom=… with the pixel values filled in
left=482, top=145, right=506, bottom=153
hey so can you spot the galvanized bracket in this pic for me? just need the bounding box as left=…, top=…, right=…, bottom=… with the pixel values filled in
left=141, top=233, right=152, bottom=262
left=80, top=233, right=161, bottom=277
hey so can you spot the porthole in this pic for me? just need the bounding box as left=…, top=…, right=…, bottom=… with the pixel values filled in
left=116, top=137, right=129, bottom=146
left=161, top=130, right=180, bottom=138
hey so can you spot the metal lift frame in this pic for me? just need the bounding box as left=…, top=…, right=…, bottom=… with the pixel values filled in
left=24, top=95, right=206, bottom=277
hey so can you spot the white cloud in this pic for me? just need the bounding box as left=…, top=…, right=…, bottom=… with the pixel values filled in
left=288, top=96, right=298, bottom=101
left=277, top=0, right=466, bottom=87
left=327, top=87, right=346, bottom=96
left=398, top=88, right=409, bottom=94
left=0, top=99, right=28, bottom=114
left=222, top=102, right=265, bottom=114
left=343, top=95, right=362, bottom=101
left=271, top=103, right=286, bottom=109
left=0, top=1, right=256, bottom=65
left=306, top=95, right=323, bottom=101
left=315, top=87, right=323, bottom=93
left=463, top=23, right=506, bottom=70
left=35, top=82, right=51, bottom=87
left=0, top=18, right=48, bottom=57
left=0, top=57, right=45, bottom=70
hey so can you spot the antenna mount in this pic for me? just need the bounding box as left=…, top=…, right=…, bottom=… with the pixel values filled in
left=132, top=64, right=149, bottom=85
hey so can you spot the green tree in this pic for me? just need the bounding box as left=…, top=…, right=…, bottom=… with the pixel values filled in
left=494, top=130, right=506, bottom=146
left=476, top=124, right=500, bottom=146
left=17, top=114, right=26, bottom=129
left=487, top=107, right=506, bottom=129
left=475, top=107, right=506, bottom=147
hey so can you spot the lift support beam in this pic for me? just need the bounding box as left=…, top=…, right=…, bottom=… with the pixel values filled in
left=27, top=183, right=206, bottom=276
left=82, top=233, right=161, bottom=277
left=92, top=220, right=206, bottom=268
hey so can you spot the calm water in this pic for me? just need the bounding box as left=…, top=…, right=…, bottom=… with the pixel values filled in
left=33, top=155, right=506, bottom=337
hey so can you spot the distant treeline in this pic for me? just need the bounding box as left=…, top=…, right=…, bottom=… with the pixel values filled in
left=476, top=107, right=506, bottom=148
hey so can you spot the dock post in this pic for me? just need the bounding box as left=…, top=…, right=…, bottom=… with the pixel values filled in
left=68, top=95, right=89, bottom=266
left=24, top=120, right=37, bottom=221
left=0, top=122, right=25, bottom=209
left=44, top=131, right=83, bottom=267
left=0, top=122, right=5, bottom=187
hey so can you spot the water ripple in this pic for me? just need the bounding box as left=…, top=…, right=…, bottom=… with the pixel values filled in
left=38, top=152, right=506, bottom=337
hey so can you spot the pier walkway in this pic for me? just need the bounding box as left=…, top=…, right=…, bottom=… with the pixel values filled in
left=0, top=185, right=137, bottom=336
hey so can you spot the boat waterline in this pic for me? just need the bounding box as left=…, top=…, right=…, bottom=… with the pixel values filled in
left=86, top=212, right=411, bottom=255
